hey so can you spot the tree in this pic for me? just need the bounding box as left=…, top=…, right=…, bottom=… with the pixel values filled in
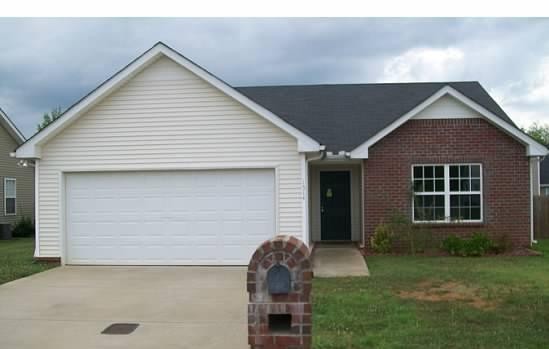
left=37, top=106, right=63, bottom=131
left=523, top=122, right=549, bottom=146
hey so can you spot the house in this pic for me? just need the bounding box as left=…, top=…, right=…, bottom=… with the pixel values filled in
left=0, top=108, right=34, bottom=226
left=15, top=42, right=548, bottom=265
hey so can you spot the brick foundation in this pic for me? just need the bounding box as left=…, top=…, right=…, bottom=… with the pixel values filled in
left=363, top=118, right=531, bottom=249
left=247, top=235, right=312, bottom=349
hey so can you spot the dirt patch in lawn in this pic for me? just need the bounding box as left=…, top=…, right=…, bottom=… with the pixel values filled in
left=398, top=281, right=498, bottom=310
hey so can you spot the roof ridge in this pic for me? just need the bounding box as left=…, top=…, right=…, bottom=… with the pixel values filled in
left=236, top=81, right=480, bottom=89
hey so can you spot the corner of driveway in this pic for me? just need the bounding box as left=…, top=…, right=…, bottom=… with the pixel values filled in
left=0, top=266, right=248, bottom=349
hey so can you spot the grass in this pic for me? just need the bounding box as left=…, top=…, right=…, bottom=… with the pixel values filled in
left=313, top=241, right=549, bottom=349
left=0, top=238, right=58, bottom=285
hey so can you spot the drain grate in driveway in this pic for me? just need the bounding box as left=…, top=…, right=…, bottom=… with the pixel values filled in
left=101, top=323, right=140, bottom=335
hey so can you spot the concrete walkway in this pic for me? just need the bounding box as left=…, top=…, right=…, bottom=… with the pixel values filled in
left=312, top=244, right=370, bottom=277
left=0, top=266, right=247, bottom=349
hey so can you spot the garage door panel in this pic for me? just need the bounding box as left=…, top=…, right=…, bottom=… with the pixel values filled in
left=66, top=169, right=275, bottom=265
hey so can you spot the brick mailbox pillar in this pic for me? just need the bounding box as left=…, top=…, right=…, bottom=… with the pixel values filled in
left=247, top=235, right=313, bottom=349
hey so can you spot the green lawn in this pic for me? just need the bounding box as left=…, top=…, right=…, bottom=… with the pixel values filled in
left=0, top=238, right=58, bottom=285
left=313, top=241, right=549, bottom=349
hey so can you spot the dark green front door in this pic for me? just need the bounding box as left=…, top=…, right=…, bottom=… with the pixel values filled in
left=320, top=171, right=351, bottom=241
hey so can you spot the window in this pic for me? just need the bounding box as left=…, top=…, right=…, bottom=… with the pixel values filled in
left=542, top=186, right=549, bottom=196
left=412, top=164, right=482, bottom=223
left=4, top=178, right=16, bottom=216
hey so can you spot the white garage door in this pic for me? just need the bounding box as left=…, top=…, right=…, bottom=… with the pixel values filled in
left=65, top=169, right=275, bottom=265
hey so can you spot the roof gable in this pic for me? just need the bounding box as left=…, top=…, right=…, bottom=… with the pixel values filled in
left=350, top=86, right=548, bottom=158
left=0, top=107, right=25, bottom=145
left=16, top=42, right=321, bottom=158
left=412, top=94, right=482, bottom=119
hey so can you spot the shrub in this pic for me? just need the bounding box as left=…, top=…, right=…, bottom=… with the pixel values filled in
left=442, top=232, right=493, bottom=257
left=371, top=223, right=393, bottom=253
left=11, top=216, right=35, bottom=238
left=387, top=210, right=433, bottom=255
left=442, top=235, right=464, bottom=256
left=463, top=232, right=492, bottom=256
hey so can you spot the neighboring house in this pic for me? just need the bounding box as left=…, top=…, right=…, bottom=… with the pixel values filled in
left=0, top=108, right=34, bottom=225
left=15, top=42, right=548, bottom=265
left=540, top=157, right=549, bottom=196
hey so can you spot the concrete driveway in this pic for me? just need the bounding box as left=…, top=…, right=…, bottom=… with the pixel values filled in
left=0, top=266, right=248, bottom=349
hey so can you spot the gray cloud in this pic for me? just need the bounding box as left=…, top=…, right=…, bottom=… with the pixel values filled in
left=1, top=18, right=548, bottom=137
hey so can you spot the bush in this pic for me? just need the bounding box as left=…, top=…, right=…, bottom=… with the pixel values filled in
left=442, top=235, right=463, bottom=256
left=387, top=210, right=433, bottom=255
left=441, top=232, right=493, bottom=257
left=371, top=223, right=393, bottom=253
left=11, top=216, right=35, bottom=238
left=464, top=232, right=492, bottom=256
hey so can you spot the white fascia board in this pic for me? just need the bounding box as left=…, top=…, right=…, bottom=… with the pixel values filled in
left=16, top=43, right=320, bottom=159
left=0, top=108, right=25, bottom=144
left=350, top=85, right=549, bottom=158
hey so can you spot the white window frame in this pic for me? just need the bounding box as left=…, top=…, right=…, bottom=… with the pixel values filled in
left=412, top=164, right=483, bottom=224
left=4, top=178, right=16, bottom=216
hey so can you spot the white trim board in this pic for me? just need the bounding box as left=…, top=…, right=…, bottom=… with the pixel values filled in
left=0, top=108, right=25, bottom=144
left=350, top=86, right=549, bottom=158
left=16, top=42, right=321, bottom=159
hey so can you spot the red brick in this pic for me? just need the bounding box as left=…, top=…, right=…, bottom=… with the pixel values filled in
left=364, top=119, right=530, bottom=250
left=274, top=336, right=300, bottom=346
left=302, top=271, right=313, bottom=282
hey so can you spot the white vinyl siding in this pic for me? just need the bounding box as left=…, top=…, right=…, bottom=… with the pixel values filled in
left=36, top=56, right=304, bottom=258
left=412, top=95, right=482, bottom=119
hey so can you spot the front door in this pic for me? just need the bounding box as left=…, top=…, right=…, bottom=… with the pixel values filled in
left=320, top=171, right=351, bottom=241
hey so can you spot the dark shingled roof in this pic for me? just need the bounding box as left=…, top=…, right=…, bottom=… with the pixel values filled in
left=541, top=157, right=549, bottom=185
left=236, top=81, right=514, bottom=151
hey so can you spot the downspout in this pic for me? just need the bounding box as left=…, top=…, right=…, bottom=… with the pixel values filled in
left=532, top=155, right=544, bottom=244
left=304, top=147, right=326, bottom=248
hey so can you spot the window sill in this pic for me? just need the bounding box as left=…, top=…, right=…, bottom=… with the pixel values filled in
left=412, top=222, right=485, bottom=228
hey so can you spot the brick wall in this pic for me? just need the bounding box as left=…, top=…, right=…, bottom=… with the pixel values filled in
left=363, top=118, right=531, bottom=249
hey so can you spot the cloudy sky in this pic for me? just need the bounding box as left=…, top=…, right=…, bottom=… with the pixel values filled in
left=1, top=18, right=549, bottom=137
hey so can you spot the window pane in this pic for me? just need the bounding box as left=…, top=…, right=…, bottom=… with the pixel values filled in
left=413, top=166, right=423, bottom=179
left=435, top=195, right=444, bottom=206
left=424, top=180, right=434, bottom=192
left=414, top=194, right=444, bottom=221
left=471, top=165, right=480, bottom=178
left=460, top=207, right=471, bottom=220
left=435, top=166, right=444, bottom=178
left=5, top=198, right=15, bottom=215
left=471, top=179, right=481, bottom=191
left=460, top=179, right=470, bottom=191
left=424, top=166, right=434, bottom=178
left=450, top=179, right=459, bottom=191
left=460, top=165, right=469, bottom=177
left=424, top=195, right=434, bottom=208
left=450, top=194, right=481, bottom=221
left=472, top=208, right=478, bottom=219
left=413, top=180, right=423, bottom=192
left=471, top=194, right=481, bottom=206
left=5, top=179, right=15, bottom=198
left=435, top=179, right=444, bottom=192
left=450, top=165, right=459, bottom=178
left=435, top=208, right=445, bottom=220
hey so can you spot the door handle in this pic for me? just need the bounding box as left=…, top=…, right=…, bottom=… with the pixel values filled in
left=321, top=205, right=324, bottom=214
